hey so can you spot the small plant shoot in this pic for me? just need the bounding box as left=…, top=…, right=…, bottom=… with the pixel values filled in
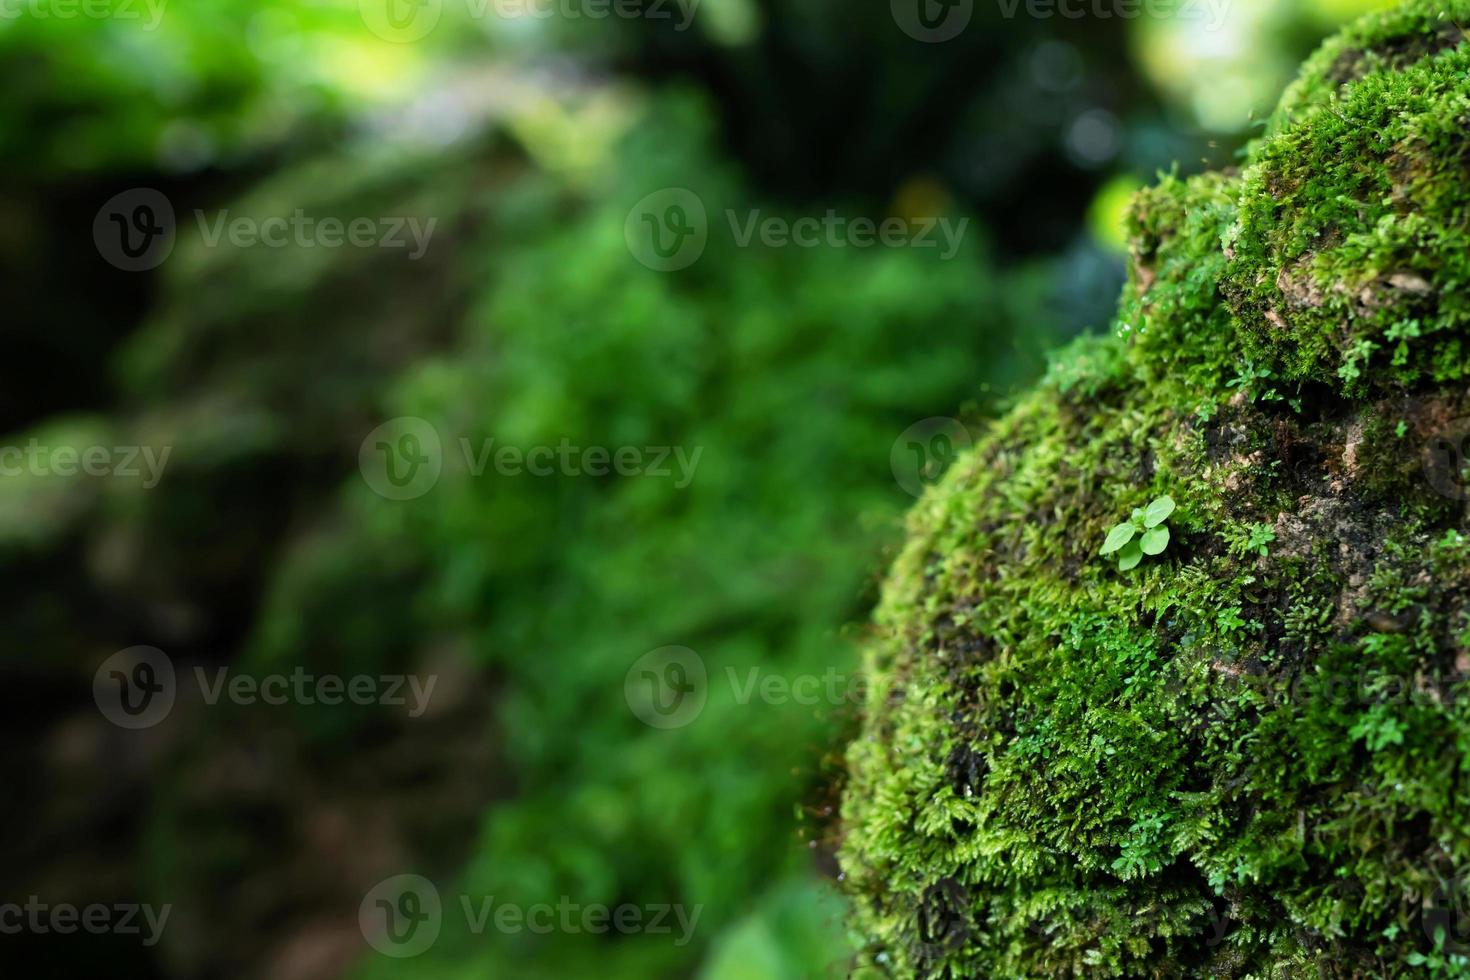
left=1099, top=495, right=1174, bottom=571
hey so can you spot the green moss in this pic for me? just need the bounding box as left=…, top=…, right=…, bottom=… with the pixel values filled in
left=1230, top=3, right=1470, bottom=396
left=1271, top=2, right=1470, bottom=129
left=840, top=3, right=1470, bottom=975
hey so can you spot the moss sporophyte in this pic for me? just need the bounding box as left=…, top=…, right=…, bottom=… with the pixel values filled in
left=841, top=2, right=1470, bottom=975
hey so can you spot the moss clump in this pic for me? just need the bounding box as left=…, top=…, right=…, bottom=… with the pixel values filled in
left=840, top=3, right=1470, bottom=975
left=1228, top=3, right=1470, bottom=397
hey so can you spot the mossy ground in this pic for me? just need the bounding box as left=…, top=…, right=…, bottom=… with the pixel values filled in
left=840, top=2, right=1470, bottom=975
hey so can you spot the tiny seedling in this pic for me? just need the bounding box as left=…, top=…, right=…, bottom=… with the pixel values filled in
left=1100, top=495, right=1175, bottom=571
left=1224, top=521, right=1275, bottom=559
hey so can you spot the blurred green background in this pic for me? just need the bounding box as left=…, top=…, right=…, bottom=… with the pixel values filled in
left=0, top=0, right=1395, bottom=977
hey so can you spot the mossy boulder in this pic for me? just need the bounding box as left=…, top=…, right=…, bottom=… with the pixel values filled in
left=840, top=3, right=1470, bottom=975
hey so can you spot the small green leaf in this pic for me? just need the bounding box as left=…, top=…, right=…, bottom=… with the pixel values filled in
left=1101, top=523, right=1137, bottom=555
left=1118, top=540, right=1143, bottom=571
left=1143, top=495, right=1175, bottom=528
left=1140, top=525, right=1170, bottom=556
left=1131, top=508, right=1145, bottom=522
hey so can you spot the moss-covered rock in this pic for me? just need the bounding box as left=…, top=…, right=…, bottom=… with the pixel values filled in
left=839, top=3, right=1470, bottom=975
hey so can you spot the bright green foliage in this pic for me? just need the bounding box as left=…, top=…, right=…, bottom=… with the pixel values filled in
left=1100, top=495, right=1175, bottom=571
left=1225, top=2, right=1470, bottom=396
left=0, top=1, right=361, bottom=175
left=0, top=0, right=513, bottom=177
left=841, top=3, right=1470, bottom=975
